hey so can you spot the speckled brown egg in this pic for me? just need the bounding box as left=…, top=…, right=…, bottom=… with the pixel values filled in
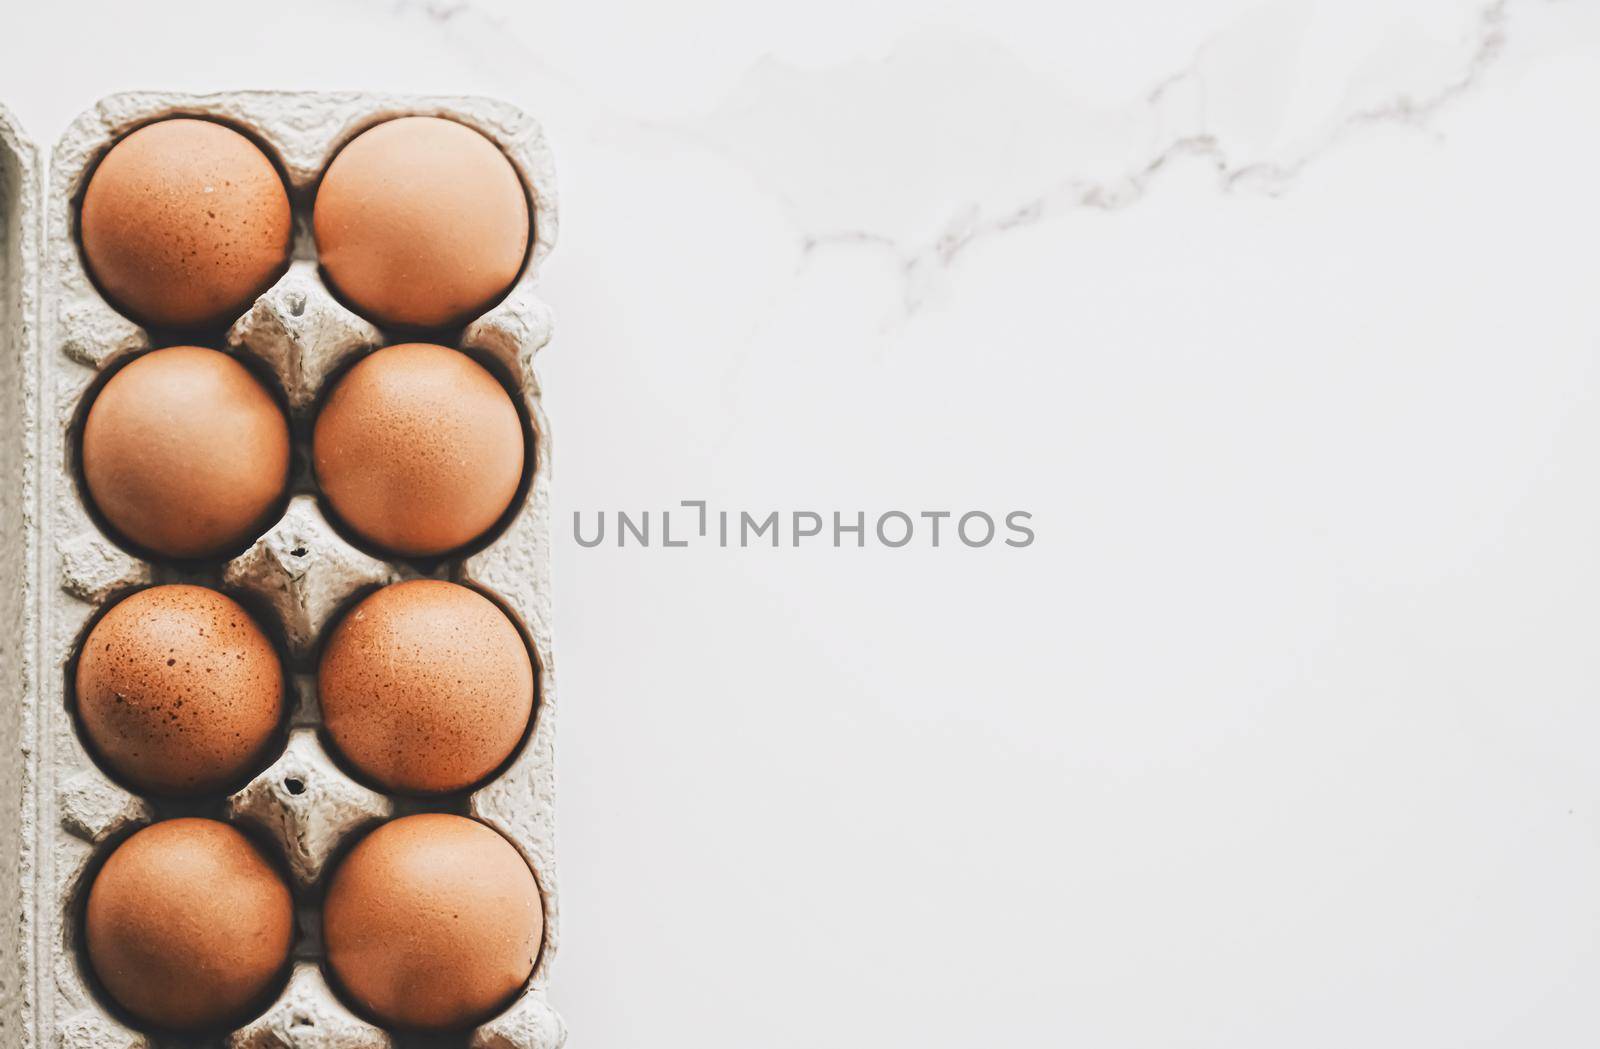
left=313, top=343, right=524, bottom=557
left=324, top=814, right=542, bottom=1031
left=86, top=818, right=293, bottom=1033
left=80, top=118, right=291, bottom=329
left=81, top=345, right=290, bottom=560
left=75, top=585, right=283, bottom=797
left=319, top=581, right=533, bottom=795
left=314, top=116, right=530, bottom=329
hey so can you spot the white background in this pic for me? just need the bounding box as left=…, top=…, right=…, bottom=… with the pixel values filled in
left=5, top=1, right=1600, bottom=1045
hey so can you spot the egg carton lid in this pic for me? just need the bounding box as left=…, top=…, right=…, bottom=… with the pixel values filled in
left=0, top=94, right=45, bottom=1049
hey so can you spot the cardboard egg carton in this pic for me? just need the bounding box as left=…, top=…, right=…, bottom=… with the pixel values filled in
left=0, top=93, right=563, bottom=1048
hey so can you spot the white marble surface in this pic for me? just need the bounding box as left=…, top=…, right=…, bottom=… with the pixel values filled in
left=5, top=1, right=1600, bottom=1046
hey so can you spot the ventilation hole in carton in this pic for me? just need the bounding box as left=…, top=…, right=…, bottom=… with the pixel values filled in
left=283, top=776, right=306, bottom=795
left=289, top=546, right=308, bottom=557
left=291, top=1013, right=314, bottom=1030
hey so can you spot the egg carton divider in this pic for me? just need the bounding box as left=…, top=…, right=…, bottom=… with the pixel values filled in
left=7, top=91, right=563, bottom=1049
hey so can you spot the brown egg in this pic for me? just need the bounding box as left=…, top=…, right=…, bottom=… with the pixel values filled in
left=324, top=814, right=542, bottom=1031
left=82, top=345, right=289, bottom=559
left=314, top=116, right=529, bottom=329
left=320, top=581, right=533, bottom=794
left=86, top=818, right=293, bottom=1033
left=313, top=343, right=524, bottom=557
left=75, top=585, right=283, bottom=797
left=80, top=118, right=290, bottom=329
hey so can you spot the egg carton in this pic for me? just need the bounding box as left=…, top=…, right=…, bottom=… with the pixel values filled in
left=0, top=93, right=563, bottom=1048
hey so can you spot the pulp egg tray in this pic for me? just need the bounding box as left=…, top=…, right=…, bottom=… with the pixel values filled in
left=0, top=93, right=563, bottom=1048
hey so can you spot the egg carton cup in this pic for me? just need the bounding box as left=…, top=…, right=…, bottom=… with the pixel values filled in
left=2, top=92, right=563, bottom=1048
